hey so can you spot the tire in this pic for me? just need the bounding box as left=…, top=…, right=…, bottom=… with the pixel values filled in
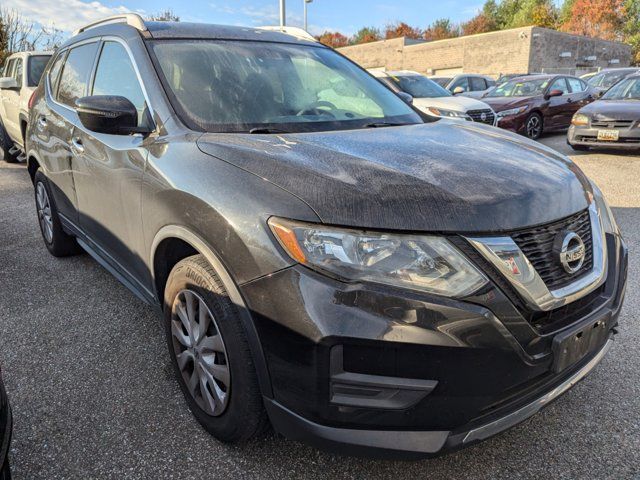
left=33, top=170, right=81, bottom=257
left=0, top=119, right=17, bottom=164
left=164, top=254, right=268, bottom=443
left=524, top=112, right=543, bottom=140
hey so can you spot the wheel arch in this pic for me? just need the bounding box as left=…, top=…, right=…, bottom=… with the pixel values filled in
left=26, top=151, right=43, bottom=184
left=150, top=225, right=274, bottom=398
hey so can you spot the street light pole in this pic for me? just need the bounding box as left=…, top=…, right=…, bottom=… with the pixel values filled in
left=279, top=0, right=286, bottom=27
left=304, top=0, right=313, bottom=31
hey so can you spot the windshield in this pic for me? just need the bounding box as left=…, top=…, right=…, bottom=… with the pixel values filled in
left=389, top=75, right=451, bottom=98
left=148, top=40, right=421, bottom=133
left=486, top=78, right=550, bottom=97
left=588, top=70, right=635, bottom=89
left=601, top=77, right=640, bottom=100
left=27, top=55, right=51, bottom=87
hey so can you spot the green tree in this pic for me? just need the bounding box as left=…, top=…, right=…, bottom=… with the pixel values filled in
left=351, top=27, right=381, bottom=44
left=623, top=0, right=640, bottom=63
left=0, top=17, right=7, bottom=67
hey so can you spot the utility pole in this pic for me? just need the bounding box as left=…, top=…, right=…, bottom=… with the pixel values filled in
left=304, top=0, right=313, bottom=32
left=279, top=0, right=286, bottom=27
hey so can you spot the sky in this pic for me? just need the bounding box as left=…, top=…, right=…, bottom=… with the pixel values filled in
left=1, top=0, right=488, bottom=37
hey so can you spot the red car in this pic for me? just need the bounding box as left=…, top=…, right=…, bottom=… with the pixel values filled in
left=483, top=74, right=598, bottom=139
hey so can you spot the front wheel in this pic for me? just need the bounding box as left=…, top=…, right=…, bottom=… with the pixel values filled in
left=524, top=112, right=543, bottom=140
left=164, top=254, right=268, bottom=443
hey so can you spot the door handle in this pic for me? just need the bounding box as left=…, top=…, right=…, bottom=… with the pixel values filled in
left=37, top=116, right=47, bottom=130
left=70, top=137, right=84, bottom=154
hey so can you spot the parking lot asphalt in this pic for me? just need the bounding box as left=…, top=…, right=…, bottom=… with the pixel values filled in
left=0, top=132, right=638, bottom=479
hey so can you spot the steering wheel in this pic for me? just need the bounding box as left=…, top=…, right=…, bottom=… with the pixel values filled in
left=296, top=101, right=338, bottom=118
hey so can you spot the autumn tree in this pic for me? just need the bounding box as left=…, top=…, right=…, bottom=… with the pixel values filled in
left=351, top=27, right=381, bottom=44
left=423, top=18, right=460, bottom=41
left=384, top=22, right=423, bottom=40
left=316, top=31, right=349, bottom=48
left=561, top=0, right=625, bottom=40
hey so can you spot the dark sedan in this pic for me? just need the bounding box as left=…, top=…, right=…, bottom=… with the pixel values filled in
left=483, top=74, right=597, bottom=139
left=568, top=74, right=640, bottom=150
left=0, top=367, right=11, bottom=479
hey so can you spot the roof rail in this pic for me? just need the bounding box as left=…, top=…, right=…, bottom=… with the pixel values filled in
left=73, top=13, right=147, bottom=36
left=257, top=26, right=317, bottom=42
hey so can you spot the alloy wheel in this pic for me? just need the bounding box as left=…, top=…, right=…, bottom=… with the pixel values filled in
left=526, top=115, right=542, bottom=139
left=36, top=182, right=53, bottom=244
left=171, top=289, right=231, bottom=416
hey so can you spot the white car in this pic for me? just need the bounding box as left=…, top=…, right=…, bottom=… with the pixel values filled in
left=0, top=51, right=52, bottom=162
left=370, top=69, right=497, bottom=125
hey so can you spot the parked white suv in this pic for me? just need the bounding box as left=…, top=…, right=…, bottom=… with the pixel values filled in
left=370, top=70, right=497, bottom=126
left=0, top=51, right=52, bottom=162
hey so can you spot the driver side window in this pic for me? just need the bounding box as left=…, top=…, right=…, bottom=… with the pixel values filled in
left=91, top=41, right=149, bottom=127
left=549, top=77, right=569, bottom=95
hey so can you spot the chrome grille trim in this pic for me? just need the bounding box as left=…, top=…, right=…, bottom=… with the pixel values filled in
left=465, top=202, right=607, bottom=312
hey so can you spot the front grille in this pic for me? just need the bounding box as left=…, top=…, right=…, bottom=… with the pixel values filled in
left=511, top=209, right=593, bottom=290
left=467, top=109, right=495, bottom=125
left=591, top=120, right=634, bottom=129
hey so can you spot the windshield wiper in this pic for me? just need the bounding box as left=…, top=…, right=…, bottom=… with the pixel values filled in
left=248, top=127, right=290, bottom=134
left=363, top=122, right=407, bottom=128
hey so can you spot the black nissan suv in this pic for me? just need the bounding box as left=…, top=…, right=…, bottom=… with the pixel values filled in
left=26, top=15, right=627, bottom=458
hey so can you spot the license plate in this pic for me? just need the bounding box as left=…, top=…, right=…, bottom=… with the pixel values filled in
left=597, top=129, right=619, bottom=141
left=552, top=315, right=610, bottom=373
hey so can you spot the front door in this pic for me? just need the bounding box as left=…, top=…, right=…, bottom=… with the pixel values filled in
left=72, top=40, right=153, bottom=287
left=545, top=77, right=572, bottom=129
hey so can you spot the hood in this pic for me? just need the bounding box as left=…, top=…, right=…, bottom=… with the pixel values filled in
left=482, top=96, right=534, bottom=112
left=579, top=99, right=640, bottom=119
left=197, top=122, right=591, bottom=233
left=412, top=95, right=493, bottom=112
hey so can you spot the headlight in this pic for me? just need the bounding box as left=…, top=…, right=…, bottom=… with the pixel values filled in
left=571, top=113, right=590, bottom=126
left=590, top=182, right=618, bottom=234
left=268, top=218, right=488, bottom=297
left=424, top=107, right=470, bottom=120
left=496, top=106, right=528, bottom=117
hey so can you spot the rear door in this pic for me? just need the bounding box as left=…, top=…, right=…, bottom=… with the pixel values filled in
left=567, top=77, right=592, bottom=110
left=469, top=76, right=487, bottom=93
left=38, top=42, right=100, bottom=223
left=72, top=39, right=153, bottom=285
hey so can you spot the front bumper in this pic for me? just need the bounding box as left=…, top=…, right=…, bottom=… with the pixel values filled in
left=265, top=338, right=613, bottom=458
left=241, top=233, right=627, bottom=457
left=568, top=125, right=640, bottom=149
left=495, top=112, right=528, bottom=133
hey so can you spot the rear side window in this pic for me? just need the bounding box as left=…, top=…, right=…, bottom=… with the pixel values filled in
left=12, top=59, right=23, bottom=84
left=27, top=55, right=52, bottom=87
left=487, top=79, right=496, bottom=87
left=91, top=42, right=149, bottom=127
left=3, top=59, right=14, bottom=77
left=469, top=77, right=486, bottom=91
left=57, top=42, right=99, bottom=108
left=567, top=77, right=585, bottom=93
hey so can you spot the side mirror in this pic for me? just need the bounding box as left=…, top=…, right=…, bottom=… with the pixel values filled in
left=75, top=95, right=149, bottom=135
left=452, top=86, right=465, bottom=95
left=397, top=91, right=413, bottom=105
left=0, top=77, right=18, bottom=90
left=545, top=89, right=563, bottom=99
